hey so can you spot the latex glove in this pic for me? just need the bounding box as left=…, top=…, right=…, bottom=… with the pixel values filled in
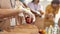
left=15, top=6, right=36, bottom=22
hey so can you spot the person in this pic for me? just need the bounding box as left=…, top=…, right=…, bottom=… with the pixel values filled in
left=28, top=0, right=44, bottom=17
left=44, top=0, right=60, bottom=28
left=15, top=0, right=26, bottom=25
left=15, top=0, right=35, bottom=24
left=27, top=0, right=45, bottom=30
left=55, top=2, right=60, bottom=27
left=0, top=0, right=23, bottom=31
left=0, top=0, right=22, bottom=18
left=45, top=0, right=59, bottom=16
left=0, top=0, right=35, bottom=31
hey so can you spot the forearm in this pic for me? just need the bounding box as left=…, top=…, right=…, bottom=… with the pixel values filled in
left=0, top=9, right=22, bottom=18
left=31, top=9, right=37, bottom=13
left=0, top=9, right=21, bottom=15
left=31, top=9, right=41, bottom=15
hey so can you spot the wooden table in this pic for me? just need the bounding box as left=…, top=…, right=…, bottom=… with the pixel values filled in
left=0, top=24, right=39, bottom=34
left=0, top=32, right=30, bottom=34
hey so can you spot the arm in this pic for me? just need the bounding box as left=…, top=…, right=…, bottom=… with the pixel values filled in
left=24, top=9, right=35, bottom=22
left=28, top=3, right=42, bottom=16
left=0, top=9, right=22, bottom=18
left=28, top=3, right=37, bottom=14
left=19, top=3, right=36, bottom=22
left=37, top=5, right=44, bottom=15
left=21, top=7, right=36, bottom=22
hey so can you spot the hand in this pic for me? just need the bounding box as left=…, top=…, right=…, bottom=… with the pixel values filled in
left=40, top=11, right=44, bottom=15
left=39, top=15, right=42, bottom=17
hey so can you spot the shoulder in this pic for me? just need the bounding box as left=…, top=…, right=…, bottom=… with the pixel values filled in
left=28, top=2, right=33, bottom=5
left=38, top=3, right=42, bottom=7
left=46, top=4, right=51, bottom=8
left=46, top=4, right=51, bottom=9
left=38, top=3, right=43, bottom=8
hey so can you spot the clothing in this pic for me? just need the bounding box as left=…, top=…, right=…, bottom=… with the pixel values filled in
left=44, top=4, right=60, bottom=27
left=28, top=2, right=43, bottom=15
left=45, top=4, right=59, bottom=21
left=46, top=5, right=59, bottom=15
left=15, top=1, right=35, bottom=22
left=28, top=2, right=43, bottom=11
left=28, top=2, right=45, bottom=18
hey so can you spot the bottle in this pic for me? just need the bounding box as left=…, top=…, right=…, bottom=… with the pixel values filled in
left=53, top=23, right=58, bottom=34
left=48, top=25, right=53, bottom=34
left=45, top=27, right=49, bottom=34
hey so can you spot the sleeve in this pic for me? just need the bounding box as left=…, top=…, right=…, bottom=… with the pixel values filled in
left=28, top=3, right=31, bottom=8
left=38, top=5, right=44, bottom=11
left=28, top=3, right=35, bottom=12
left=38, top=5, right=45, bottom=14
left=28, top=3, right=39, bottom=13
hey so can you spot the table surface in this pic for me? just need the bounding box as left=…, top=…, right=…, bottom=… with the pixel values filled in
left=0, top=24, right=39, bottom=34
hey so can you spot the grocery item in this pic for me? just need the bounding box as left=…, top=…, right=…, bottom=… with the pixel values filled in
left=39, top=29, right=46, bottom=34
left=48, top=25, right=53, bottom=34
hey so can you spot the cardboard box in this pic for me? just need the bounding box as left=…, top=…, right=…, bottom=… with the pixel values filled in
left=34, top=16, right=44, bottom=29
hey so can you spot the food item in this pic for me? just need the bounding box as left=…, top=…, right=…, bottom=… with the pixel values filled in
left=39, top=29, right=46, bottom=34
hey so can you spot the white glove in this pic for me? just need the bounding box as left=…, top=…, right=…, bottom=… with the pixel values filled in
left=16, top=6, right=36, bottom=22
left=23, top=8, right=36, bottom=22
left=19, top=13, right=24, bottom=17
